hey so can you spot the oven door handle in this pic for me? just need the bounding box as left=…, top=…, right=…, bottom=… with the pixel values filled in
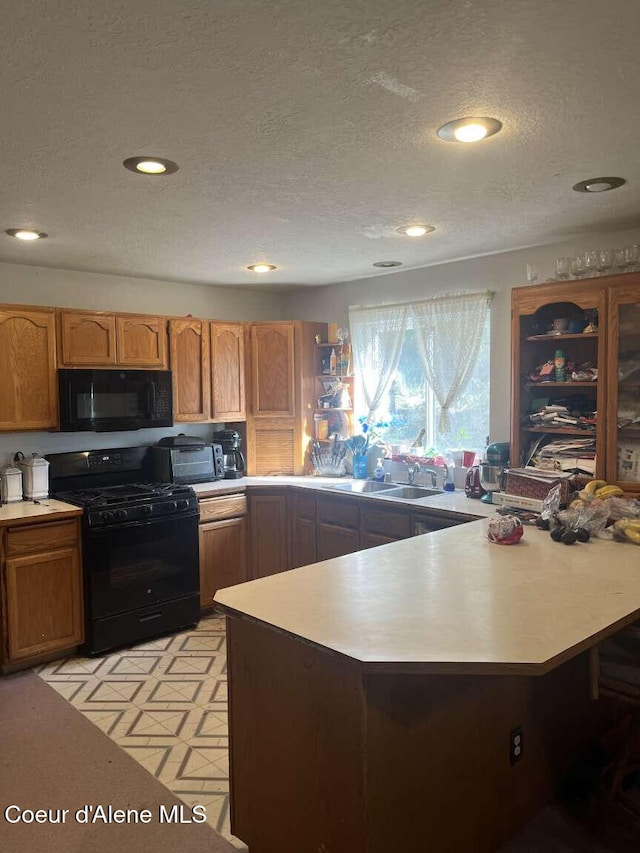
left=90, top=511, right=199, bottom=533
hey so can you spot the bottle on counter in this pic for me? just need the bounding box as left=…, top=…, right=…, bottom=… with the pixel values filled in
left=373, top=457, right=386, bottom=482
left=443, top=458, right=455, bottom=492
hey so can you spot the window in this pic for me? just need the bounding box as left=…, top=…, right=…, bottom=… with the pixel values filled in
left=351, top=297, right=491, bottom=456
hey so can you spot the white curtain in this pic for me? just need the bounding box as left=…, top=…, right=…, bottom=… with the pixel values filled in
left=349, top=303, right=407, bottom=421
left=412, top=291, right=492, bottom=433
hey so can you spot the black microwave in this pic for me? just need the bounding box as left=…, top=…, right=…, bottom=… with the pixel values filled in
left=58, top=369, right=173, bottom=432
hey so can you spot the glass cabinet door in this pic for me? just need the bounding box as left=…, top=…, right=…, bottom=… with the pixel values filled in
left=608, top=284, right=640, bottom=491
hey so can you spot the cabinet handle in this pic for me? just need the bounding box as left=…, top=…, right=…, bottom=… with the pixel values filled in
left=7, top=520, right=74, bottom=535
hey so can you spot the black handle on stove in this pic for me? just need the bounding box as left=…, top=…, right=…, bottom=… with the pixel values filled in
left=89, top=509, right=199, bottom=532
left=138, top=612, right=163, bottom=623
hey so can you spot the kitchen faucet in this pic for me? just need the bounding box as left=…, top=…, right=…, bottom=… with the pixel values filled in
left=420, top=466, right=443, bottom=488
left=405, top=461, right=420, bottom=484
left=404, top=461, right=445, bottom=489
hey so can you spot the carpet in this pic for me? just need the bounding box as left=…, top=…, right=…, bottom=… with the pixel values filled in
left=0, top=670, right=236, bottom=853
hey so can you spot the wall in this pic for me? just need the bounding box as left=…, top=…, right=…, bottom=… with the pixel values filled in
left=282, top=226, right=640, bottom=442
left=0, top=261, right=284, bottom=465
left=0, top=260, right=283, bottom=319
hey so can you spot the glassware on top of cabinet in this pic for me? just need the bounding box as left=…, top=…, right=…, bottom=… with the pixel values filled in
left=555, top=257, right=572, bottom=280
left=571, top=254, right=587, bottom=279
left=597, top=249, right=614, bottom=276
left=585, top=250, right=599, bottom=278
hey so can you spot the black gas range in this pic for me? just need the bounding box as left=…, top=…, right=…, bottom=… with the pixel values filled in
left=55, top=481, right=199, bottom=528
left=47, top=447, right=200, bottom=655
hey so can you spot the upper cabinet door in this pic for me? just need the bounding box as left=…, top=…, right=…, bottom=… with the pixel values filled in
left=116, top=315, right=167, bottom=367
left=211, top=322, right=246, bottom=421
left=250, top=323, right=295, bottom=417
left=58, top=310, right=117, bottom=366
left=607, top=280, right=640, bottom=493
left=169, top=319, right=211, bottom=422
left=0, top=308, right=58, bottom=431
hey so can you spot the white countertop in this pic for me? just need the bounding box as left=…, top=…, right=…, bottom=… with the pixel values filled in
left=192, top=475, right=494, bottom=517
left=215, top=517, right=640, bottom=676
left=0, top=497, right=82, bottom=526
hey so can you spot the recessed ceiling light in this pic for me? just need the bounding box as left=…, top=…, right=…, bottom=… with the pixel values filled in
left=5, top=228, right=47, bottom=241
left=397, top=225, right=435, bottom=237
left=572, top=176, right=625, bottom=193
left=373, top=261, right=402, bottom=268
left=247, top=263, right=277, bottom=273
left=437, top=116, right=502, bottom=143
left=123, top=156, right=179, bottom=175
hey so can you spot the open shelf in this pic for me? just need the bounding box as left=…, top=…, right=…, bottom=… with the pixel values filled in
left=524, top=381, right=597, bottom=389
left=521, top=426, right=597, bottom=435
left=526, top=333, right=598, bottom=342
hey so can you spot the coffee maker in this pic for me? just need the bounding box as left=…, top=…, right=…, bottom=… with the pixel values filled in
left=211, top=430, right=246, bottom=479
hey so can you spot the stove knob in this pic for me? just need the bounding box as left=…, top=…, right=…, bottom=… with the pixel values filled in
left=177, top=499, right=190, bottom=510
left=169, top=501, right=178, bottom=511
left=101, top=510, right=115, bottom=522
left=116, top=509, right=128, bottom=520
left=142, top=505, right=153, bottom=515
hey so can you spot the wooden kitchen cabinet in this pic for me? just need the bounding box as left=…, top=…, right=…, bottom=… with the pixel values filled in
left=290, top=491, right=317, bottom=568
left=0, top=306, right=58, bottom=431
left=58, top=310, right=117, bottom=366
left=250, top=323, right=296, bottom=417
left=116, top=314, right=167, bottom=367
left=169, top=318, right=211, bottom=421
left=249, top=490, right=289, bottom=578
left=511, top=272, right=640, bottom=491
left=411, top=511, right=474, bottom=535
left=169, top=318, right=246, bottom=423
left=1, top=518, right=83, bottom=668
left=198, top=494, right=248, bottom=610
left=316, top=496, right=361, bottom=560
left=58, top=309, right=168, bottom=368
left=246, top=321, right=326, bottom=475
left=211, top=322, right=246, bottom=421
left=511, top=279, right=606, bottom=478
left=606, top=280, right=640, bottom=494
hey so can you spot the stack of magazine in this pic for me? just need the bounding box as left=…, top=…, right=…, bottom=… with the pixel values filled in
left=526, top=434, right=596, bottom=475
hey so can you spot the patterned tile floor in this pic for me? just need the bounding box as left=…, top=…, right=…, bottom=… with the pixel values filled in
left=37, top=614, right=246, bottom=850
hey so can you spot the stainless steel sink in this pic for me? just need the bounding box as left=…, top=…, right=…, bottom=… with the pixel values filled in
left=324, top=481, right=398, bottom=493
left=383, top=486, right=443, bottom=499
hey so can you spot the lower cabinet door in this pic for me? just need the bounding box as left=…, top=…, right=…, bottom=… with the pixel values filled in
left=291, top=515, right=317, bottom=569
left=199, top=517, right=248, bottom=609
left=360, top=531, right=401, bottom=550
left=5, top=547, right=83, bottom=662
left=317, top=522, right=361, bottom=561
left=249, top=493, right=289, bottom=578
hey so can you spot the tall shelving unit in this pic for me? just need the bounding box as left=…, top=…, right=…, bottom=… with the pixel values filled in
left=511, top=272, right=640, bottom=494
left=511, top=278, right=607, bottom=481
left=313, top=339, right=354, bottom=441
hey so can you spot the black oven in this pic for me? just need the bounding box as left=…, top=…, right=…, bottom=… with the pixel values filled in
left=83, top=511, right=200, bottom=654
left=58, top=368, right=173, bottom=432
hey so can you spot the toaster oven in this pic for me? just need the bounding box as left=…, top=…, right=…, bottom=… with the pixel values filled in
left=152, top=438, right=224, bottom=484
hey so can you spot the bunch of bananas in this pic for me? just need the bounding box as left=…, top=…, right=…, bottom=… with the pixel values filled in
left=613, top=518, right=640, bottom=545
left=579, top=480, right=625, bottom=500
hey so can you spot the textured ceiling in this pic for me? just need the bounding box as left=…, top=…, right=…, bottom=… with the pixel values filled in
left=1, top=0, right=640, bottom=288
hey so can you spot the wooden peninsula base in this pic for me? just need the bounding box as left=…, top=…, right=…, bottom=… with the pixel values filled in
left=225, top=615, right=599, bottom=853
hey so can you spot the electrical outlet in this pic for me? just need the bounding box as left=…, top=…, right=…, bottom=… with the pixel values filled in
left=509, top=725, right=524, bottom=765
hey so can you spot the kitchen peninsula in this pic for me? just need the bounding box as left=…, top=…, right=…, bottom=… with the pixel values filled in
left=215, top=518, right=640, bottom=852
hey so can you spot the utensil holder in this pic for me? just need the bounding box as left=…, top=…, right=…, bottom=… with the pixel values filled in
left=352, top=455, right=368, bottom=479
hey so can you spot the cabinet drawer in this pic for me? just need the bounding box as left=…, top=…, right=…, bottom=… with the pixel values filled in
left=199, top=494, right=247, bottom=523
left=361, top=506, right=411, bottom=539
left=411, top=513, right=469, bottom=535
left=317, top=497, right=359, bottom=529
left=291, top=491, right=316, bottom=520
left=6, top=520, right=78, bottom=557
